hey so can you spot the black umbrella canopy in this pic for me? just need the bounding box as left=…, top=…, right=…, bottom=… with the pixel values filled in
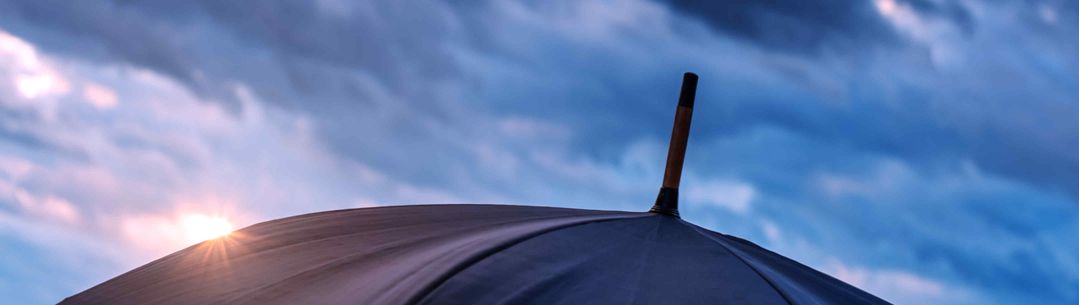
left=62, top=74, right=890, bottom=305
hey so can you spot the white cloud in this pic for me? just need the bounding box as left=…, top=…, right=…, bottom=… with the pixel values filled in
left=685, top=180, right=756, bottom=214
left=874, top=0, right=967, bottom=67
left=825, top=259, right=980, bottom=305
left=759, top=219, right=782, bottom=243
left=0, top=29, right=70, bottom=119
left=81, top=82, right=118, bottom=109
left=498, top=117, right=570, bottom=141
left=0, top=173, right=80, bottom=225
left=815, top=159, right=914, bottom=200
left=0, top=29, right=68, bottom=99
left=1039, top=4, right=1058, bottom=24
left=15, top=73, right=69, bottom=99
left=0, top=156, right=34, bottom=179
left=12, top=189, right=80, bottom=224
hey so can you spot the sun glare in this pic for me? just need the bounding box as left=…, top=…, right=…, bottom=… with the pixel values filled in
left=181, top=213, right=234, bottom=243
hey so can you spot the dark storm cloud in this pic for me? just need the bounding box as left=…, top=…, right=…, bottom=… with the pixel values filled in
left=662, top=0, right=977, bottom=53
left=901, top=0, right=975, bottom=33
left=662, top=0, right=902, bottom=53
left=0, top=0, right=460, bottom=111
left=0, top=1, right=198, bottom=89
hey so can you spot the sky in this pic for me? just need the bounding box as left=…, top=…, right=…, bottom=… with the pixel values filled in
left=0, top=0, right=1077, bottom=304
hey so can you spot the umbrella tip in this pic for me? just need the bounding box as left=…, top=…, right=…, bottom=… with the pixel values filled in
left=650, top=72, right=698, bottom=218
left=679, top=72, right=698, bottom=108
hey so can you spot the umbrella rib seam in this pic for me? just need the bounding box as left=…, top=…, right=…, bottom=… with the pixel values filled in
left=624, top=218, right=662, bottom=305
left=685, top=224, right=797, bottom=305
left=407, top=214, right=652, bottom=305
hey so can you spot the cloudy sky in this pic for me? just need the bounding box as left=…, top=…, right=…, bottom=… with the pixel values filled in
left=1, top=0, right=1077, bottom=304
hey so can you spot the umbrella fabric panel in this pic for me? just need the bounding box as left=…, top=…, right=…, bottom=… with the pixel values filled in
left=60, top=204, right=644, bottom=305
left=419, top=215, right=791, bottom=305
left=694, top=229, right=891, bottom=305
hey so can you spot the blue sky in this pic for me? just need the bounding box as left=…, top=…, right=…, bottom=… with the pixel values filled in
left=0, top=0, right=1077, bottom=304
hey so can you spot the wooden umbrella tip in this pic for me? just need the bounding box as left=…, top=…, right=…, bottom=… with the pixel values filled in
left=650, top=72, right=699, bottom=217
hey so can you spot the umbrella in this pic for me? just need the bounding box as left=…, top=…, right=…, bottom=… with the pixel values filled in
left=61, top=73, right=890, bottom=305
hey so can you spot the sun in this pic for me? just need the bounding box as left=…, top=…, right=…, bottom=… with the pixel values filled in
left=181, top=213, right=234, bottom=243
